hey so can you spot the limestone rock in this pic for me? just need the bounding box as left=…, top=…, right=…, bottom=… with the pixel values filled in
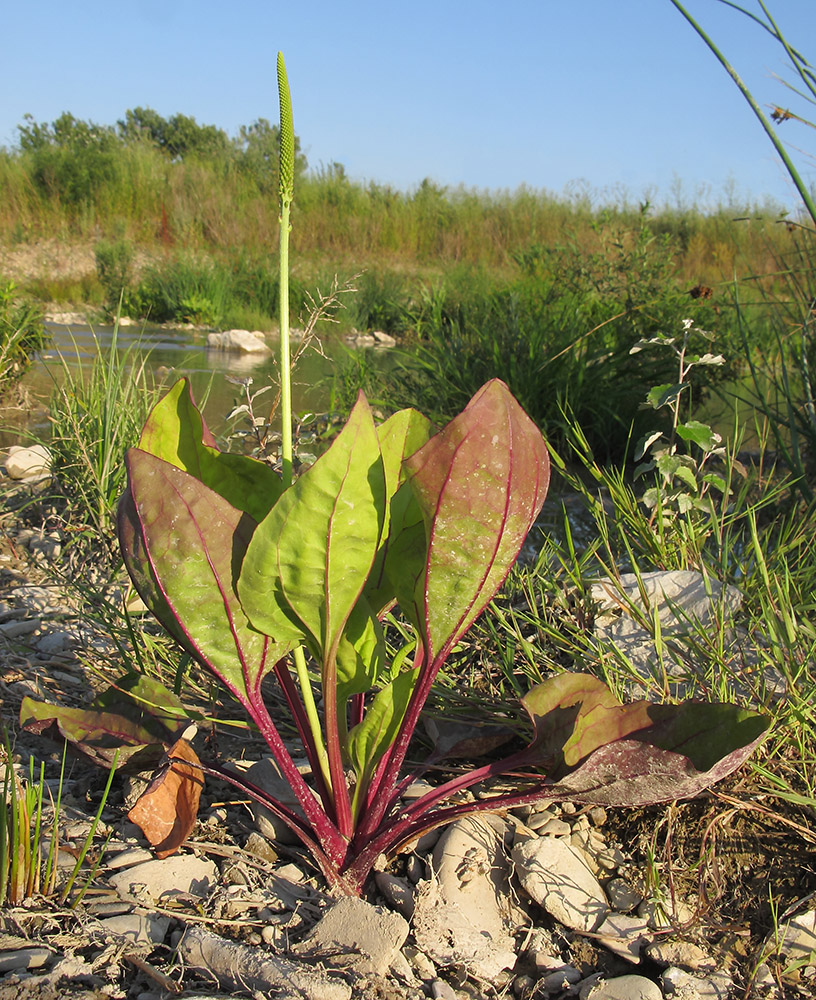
left=207, top=329, right=271, bottom=353
left=413, top=815, right=519, bottom=979
left=291, top=896, right=408, bottom=977
left=580, top=974, right=662, bottom=1000
left=4, top=445, right=51, bottom=480
left=108, top=854, right=218, bottom=905
left=513, top=836, right=609, bottom=933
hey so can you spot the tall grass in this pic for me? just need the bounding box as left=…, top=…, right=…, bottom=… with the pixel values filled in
left=46, top=320, right=162, bottom=543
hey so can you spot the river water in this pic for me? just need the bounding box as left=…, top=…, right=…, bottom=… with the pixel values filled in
left=3, top=319, right=394, bottom=448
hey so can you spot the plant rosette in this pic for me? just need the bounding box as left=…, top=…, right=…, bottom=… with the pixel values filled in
left=24, top=376, right=768, bottom=894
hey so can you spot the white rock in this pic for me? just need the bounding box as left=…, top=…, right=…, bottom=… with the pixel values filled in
left=207, top=329, right=271, bottom=353
left=772, top=909, right=816, bottom=963
left=4, top=445, right=51, bottom=480
left=372, top=330, right=397, bottom=347
left=292, top=896, right=408, bottom=977
left=513, top=836, right=609, bottom=933
left=108, top=855, right=218, bottom=905
left=413, top=815, right=519, bottom=979
left=96, top=912, right=170, bottom=946
left=594, top=913, right=652, bottom=963
left=591, top=570, right=743, bottom=691
left=580, top=974, right=662, bottom=1000
left=646, top=939, right=715, bottom=971
left=661, top=967, right=733, bottom=998
left=36, top=630, right=73, bottom=654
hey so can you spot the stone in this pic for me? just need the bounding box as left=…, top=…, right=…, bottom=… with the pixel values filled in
left=207, top=329, right=271, bottom=353
left=371, top=330, right=397, bottom=347
left=181, top=924, right=351, bottom=1000
left=374, top=871, right=415, bottom=919
left=638, top=895, right=696, bottom=930
left=244, top=757, right=315, bottom=845
left=579, top=974, right=662, bottom=1000
left=591, top=570, right=743, bottom=690
left=35, top=630, right=73, bottom=654
left=513, top=836, right=609, bottom=933
left=430, top=981, right=458, bottom=1000
left=108, top=855, right=218, bottom=905
left=4, top=445, right=51, bottom=480
left=542, top=965, right=583, bottom=992
left=96, top=913, right=170, bottom=946
left=772, top=910, right=816, bottom=963
left=661, top=967, right=733, bottom=998
left=413, top=815, right=519, bottom=979
left=291, top=896, right=409, bottom=977
left=606, top=877, right=643, bottom=913
left=594, top=913, right=652, bottom=963
left=646, top=939, right=715, bottom=972
left=0, top=947, right=53, bottom=972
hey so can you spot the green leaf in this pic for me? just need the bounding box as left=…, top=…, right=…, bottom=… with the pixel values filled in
left=336, top=596, right=386, bottom=707
left=687, top=352, right=725, bottom=367
left=347, top=668, right=420, bottom=782
left=240, top=392, right=385, bottom=666
left=634, top=431, right=663, bottom=461
left=673, top=464, right=699, bottom=492
left=676, top=420, right=720, bottom=452
left=404, top=379, right=550, bottom=660
left=645, top=383, right=686, bottom=410
left=138, top=378, right=283, bottom=524
left=123, top=449, right=290, bottom=703
left=365, top=408, right=433, bottom=615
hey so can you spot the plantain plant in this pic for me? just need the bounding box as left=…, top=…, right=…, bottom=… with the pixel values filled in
left=21, top=53, right=770, bottom=896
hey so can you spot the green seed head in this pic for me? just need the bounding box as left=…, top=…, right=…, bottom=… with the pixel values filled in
left=277, top=52, right=295, bottom=207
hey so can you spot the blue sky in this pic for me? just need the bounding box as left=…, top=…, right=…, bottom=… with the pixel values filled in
left=3, top=1, right=815, bottom=212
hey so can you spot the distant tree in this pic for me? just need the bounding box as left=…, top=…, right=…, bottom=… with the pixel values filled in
left=234, top=117, right=307, bottom=193
left=117, top=107, right=230, bottom=160
left=16, top=112, right=121, bottom=206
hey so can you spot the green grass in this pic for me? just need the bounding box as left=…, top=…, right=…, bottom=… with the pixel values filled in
left=44, top=319, right=162, bottom=545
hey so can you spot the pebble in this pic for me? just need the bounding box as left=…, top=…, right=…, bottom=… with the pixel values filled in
left=96, top=913, right=170, bottom=946
left=105, top=847, right=155, bottom=870
left=661, top=967, right=733, bottom=998
left=513, top=837, right=609, bottom=933
left=403, top=945, right=436, bottom=980
left=638, top=896, right=696, bottom=930
left=646, top=940, right=714, bottom=972
left=109, top=855, right=218, bottom=905
left=772, top=910, right=816, bottom=962
left=430, top=981, right=458, bottom=1000
left=405, top=854, right=426, bottom=884
left=594, top=913, right=652, bottom=963
left=534, top=817, right=572, bottom=837
left=374, top=871, right=415, bottom=920
left=580, top=974, right=662, bottom=1000
left=606, top=877, right=643, bottom=912
left=542, top=965, right=583, bottom=992
left=0, top=948, right=53, bottom=972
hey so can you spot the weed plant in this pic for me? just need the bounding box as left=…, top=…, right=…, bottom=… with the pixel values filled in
left=0, top=282, right=47, bottom=398
left=45, top=320, right=162, bottom=545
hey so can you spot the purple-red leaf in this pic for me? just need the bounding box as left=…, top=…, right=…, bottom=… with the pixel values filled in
left=519, top=674, right=769, bottom=806
left=402, top=379, right=550, bottom=661
left=19, top=696, right=170, bottom=772
left=122, top=449, right=290, bottom=705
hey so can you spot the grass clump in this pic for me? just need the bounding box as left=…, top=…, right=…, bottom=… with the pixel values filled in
left=0, top=282, right=48, bottom=398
